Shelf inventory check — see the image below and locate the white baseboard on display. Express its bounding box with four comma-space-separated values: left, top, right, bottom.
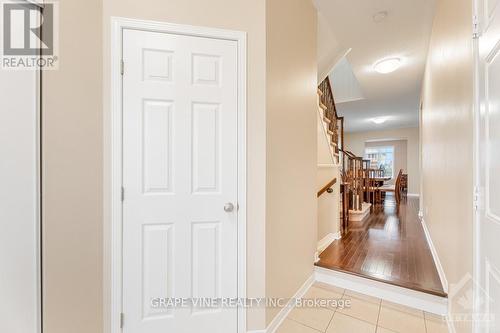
247, 330, 266, 333
317, 232, 341, 253
407, 193, 420, 197
420, 218, 449, 293
349, 202, 371, 222
315, 232, 341, 263
265, 274, 315, 333
314, 267, 448, 315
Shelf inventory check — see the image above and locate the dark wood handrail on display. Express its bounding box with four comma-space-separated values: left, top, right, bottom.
317, 178, 337, 197
341, 149, 357, 158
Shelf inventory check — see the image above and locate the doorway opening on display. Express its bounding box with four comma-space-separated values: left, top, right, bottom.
314, 0, 446, 300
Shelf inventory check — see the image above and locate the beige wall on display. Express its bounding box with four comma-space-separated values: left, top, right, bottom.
345, 127, 420, 194
43, 0, 268, 331
317, 166, 340, 242
265, 0, 318, 325
317, 113, 340, 243
42, 1, 103, 332
43, 0, 317, 331
102, 0, 268, 330
421, 0, 474, 331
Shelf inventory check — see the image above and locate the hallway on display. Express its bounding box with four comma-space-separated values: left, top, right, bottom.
316, 195, 446, 297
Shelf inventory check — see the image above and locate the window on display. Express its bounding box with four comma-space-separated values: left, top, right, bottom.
364, 146, 395, 178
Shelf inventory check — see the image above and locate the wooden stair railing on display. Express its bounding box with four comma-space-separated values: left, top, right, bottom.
341, 149, 371, 213
318, 77, 343, 164
317, 178, 337, 198
317, 77, 348, 234
339, 177, 349, 236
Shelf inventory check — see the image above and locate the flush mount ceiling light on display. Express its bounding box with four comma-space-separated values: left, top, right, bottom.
371, 117, 387, 124
373, 57, 401, 74
373, 11, 388, 23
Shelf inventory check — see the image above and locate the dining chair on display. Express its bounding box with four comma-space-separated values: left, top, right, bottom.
377, 169, 404, 205
401, 173, 408, 194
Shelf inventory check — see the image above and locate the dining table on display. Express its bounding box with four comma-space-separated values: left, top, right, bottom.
372, 177, 391, 187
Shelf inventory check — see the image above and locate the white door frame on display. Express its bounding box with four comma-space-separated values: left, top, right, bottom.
109, 17, 247, 333
472, 0, 500, 331
472, 1, 480, 330
0, 2, 42, 332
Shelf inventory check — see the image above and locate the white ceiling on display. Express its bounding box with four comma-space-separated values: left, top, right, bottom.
315, 0, 435, 132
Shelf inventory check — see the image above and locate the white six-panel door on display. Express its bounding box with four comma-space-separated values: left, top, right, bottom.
122, 29, 238, 333
476, 0, 500, 331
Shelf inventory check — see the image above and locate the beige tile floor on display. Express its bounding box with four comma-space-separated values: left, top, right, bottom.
276, 283, 449, 333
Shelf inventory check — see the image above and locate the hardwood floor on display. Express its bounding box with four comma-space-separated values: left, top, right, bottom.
315, 194, 447, 297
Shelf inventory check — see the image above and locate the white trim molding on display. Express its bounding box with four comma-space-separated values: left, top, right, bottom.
420, 218, 449, 293
317, 163, 338, 168
25, 0, 44, 7
317, 232, 341, 254
265, 274, 315, 333
407, 193, 420, 197
315, 232, 341, 263
315, 267, 448, 315
108, 17, 247, 333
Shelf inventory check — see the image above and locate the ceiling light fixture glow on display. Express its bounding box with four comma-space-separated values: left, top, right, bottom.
371, 117, 387, 124
374, 58, 401, 74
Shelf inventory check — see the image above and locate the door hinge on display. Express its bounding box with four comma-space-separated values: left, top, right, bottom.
120, 59, 124, 75
121, 187, 125, 202
473, 15, 481, 39
473, 186, 481, 211
119, 312, 124, 328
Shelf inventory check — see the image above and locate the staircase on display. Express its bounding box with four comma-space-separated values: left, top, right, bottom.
317, 78, 373, 234
317, 77, 342, 165
317, 77, 348, 234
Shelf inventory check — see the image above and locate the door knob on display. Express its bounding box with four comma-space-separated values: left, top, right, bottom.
224, 202, 234, 212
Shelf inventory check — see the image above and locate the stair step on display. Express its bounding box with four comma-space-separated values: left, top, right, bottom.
323, 116, 331, 124
319, 102, 328, 111
317, 88, 323, 96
